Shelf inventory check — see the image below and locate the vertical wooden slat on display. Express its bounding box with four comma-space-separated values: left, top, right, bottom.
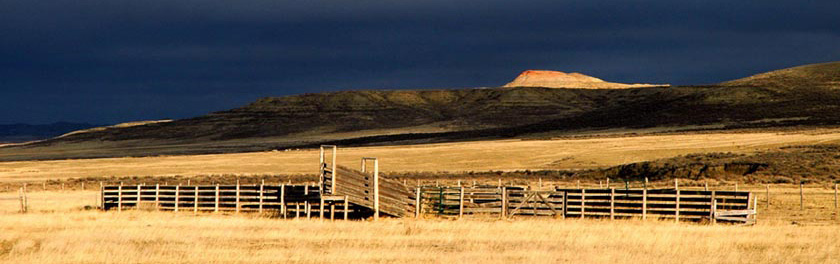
343, 196, 349, 220
753, 193, 758, 224
766, 184, 770, 209
500, 187, 507, 219
280, 184, 286, 219
174, 185, 180, 212
305, 185, 311, 219
834, 184, 838, 211
710, 191, 717, 224
331, 145, 337, 195
235, 180, 240, 214
118, 185, 123, 212
214, 184, 219, 213
194, 186, 199, 215
610, 187, 615, 220
562, 191, 568, 218
580, 189, 586, 219
675, 189, 681, 223
642, 188, 647, 220
136, 185, 142, 209
155, 184, 160, 209
458, 186, 464, 219
99, 184, 104, 210
330, 203, 335, 221
373, 160, 380, 221
319, 196, 325, 220
259, 183, 264, 214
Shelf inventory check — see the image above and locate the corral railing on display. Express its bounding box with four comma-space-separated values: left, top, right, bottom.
416, 186, 756, 224
101, 183, 365, 219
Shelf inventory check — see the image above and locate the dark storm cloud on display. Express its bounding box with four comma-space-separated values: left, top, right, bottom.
1, 0, 839, 124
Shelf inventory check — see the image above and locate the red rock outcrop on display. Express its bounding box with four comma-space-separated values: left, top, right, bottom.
503, 70, 668, 89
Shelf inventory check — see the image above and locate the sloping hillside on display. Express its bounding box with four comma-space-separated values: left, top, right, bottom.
1, 61, 839, 161
722, 61, 840, 89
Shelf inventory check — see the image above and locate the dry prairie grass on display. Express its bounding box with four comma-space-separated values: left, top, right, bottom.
0, 184, 838, 263
3, 131, 840, 182
0, 210, 838, 263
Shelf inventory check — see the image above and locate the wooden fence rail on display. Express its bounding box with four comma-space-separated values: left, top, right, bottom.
101, 183, 364, 220
418, 186, 756, 224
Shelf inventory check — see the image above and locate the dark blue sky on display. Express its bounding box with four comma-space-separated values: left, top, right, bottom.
2, 0, 839, 124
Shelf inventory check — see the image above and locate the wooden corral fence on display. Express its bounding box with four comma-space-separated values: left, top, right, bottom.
102, 146, 415, 220
416, 186, 757, 224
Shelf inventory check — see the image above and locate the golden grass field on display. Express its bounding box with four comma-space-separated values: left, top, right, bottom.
3, 130, 840, 182
0, 184, 838, 264
2, 131, 840, 263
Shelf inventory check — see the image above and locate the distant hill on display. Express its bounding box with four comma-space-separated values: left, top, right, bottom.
1, 61, 839, 161
503, 70, 668, 89
722, 61, 840, 89
0, 122, 100, 143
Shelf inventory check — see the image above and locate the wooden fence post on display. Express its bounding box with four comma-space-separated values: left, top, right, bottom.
194, 186, 199, 215
19, 188, 25, 213
134, 185, 141, 210
500, 187, 507, 219
259, 183, 264, 214
118, 185, 123, 212
20, 184, 27, 213
235, 180, 240, 214
642, 188, 647, 220
373, 160, 380, 221
343, 196, 349, 220
415, 187, 421, 219
675, 189, 681, 223
753, 193, 758, 223
458, 186, 465, 219
319, 196, 325, 220
710, 191, 717, 224
174, 185, 179, 212
610, 187, 615, 220
606, 178, 610, 188
580, 189, 586, 219
155, 184, 160, 209
704, 181, 708, 191
99, 184, 104, 209
800, 182, 804, 210
280, 184, 286, 219
766, 184, 770, 209
214, 184, 220, 213
305, 185, 311, 219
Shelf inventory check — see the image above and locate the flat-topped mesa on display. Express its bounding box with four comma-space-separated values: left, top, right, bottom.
503, 70, 668, 89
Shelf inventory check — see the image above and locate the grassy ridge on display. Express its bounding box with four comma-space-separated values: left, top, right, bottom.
3, 62, 840, 161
